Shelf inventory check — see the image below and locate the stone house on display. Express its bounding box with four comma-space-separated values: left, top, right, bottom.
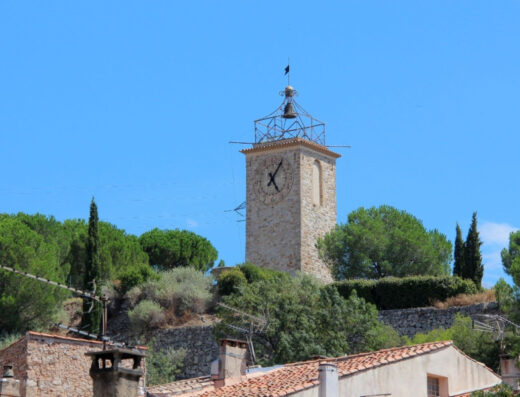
0, 331, 146, 397
147, 339, 503, 397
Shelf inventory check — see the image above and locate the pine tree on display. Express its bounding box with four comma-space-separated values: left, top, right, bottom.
81, 198, 102, 333
453, 223, 465, 277
463, 212, 484, 289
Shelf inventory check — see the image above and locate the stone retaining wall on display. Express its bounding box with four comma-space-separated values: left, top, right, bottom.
152, 326, 218, 380
379, 302, 499, 337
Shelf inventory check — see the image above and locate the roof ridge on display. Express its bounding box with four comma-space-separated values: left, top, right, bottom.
284, 340, 453, 368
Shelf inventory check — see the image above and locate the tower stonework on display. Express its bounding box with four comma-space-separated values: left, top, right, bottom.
242, 137, 340, 282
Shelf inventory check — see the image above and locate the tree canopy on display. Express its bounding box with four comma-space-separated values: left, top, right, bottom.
139, 228, 218, 272
81, 198, 102, 333
502, 230, 520, 285
453, 223, 465, 278
317, 205, 452, 280
216, 271, 401, 365
462, 212, 484, 289
0, 215, 69, 332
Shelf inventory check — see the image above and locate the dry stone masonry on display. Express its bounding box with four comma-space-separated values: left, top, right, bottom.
152, 326, 218, 380
0, 332, 145, 397
243, 138, 340, 283
379, 302, 498, 337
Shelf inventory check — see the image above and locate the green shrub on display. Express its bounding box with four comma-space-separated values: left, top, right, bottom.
128, 300, 165, 334
157, 268, 212, 315
146, 339, 187, 386
118, 264, 158, 295
332, 276, 477, 310
407, 314, 500, 372
217, 268, 247, 296
137, 267, 213, 315
472, 384, 514, 396
0, 332, 22, 350
238, 263, 288, 284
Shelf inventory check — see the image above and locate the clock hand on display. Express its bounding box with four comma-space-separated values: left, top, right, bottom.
267, 160, 283, 188
268, 172, 280, 192
271, 160, 283, 179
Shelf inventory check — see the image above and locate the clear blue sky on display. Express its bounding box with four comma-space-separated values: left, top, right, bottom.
1, 1, 518, 287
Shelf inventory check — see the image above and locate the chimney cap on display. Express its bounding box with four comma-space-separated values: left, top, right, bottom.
2, 365, 14, 378
85, 348, 146, 359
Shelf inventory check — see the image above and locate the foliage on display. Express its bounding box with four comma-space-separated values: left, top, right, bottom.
217, 268, 247, 296
217, 264, 289, 296
494, 278, 515, 313
0, 215, 70, 332
453, 223, 465, 277
128, 300, 166, 334
0, 332, 22, 350
472, 384, 514, 397
132, 267, 213, 316
238, 262, 287, 283
317, 205, 452, 280
66, 219, 151, 288
216, 274, 403, 365
118, 263, 158, 295
146, 339, 187, 386
406, 314, 500, 371
81, 198, 102, 333
139, 228, 218, 272
463, 212, 484, 289
502, 230, 520, 283
332, 276, 477, 310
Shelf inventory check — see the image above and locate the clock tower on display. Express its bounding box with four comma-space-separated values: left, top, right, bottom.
242, 85, 340, 282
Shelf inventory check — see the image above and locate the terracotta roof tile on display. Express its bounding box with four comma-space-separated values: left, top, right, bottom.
196, 341, 453, 397
240, 137, 341, 159
147, 376, 214, 396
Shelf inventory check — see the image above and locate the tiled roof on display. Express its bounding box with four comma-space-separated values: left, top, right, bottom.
240, 137, 341, 159
197, 341, 453, 397
147, 376, 213, 396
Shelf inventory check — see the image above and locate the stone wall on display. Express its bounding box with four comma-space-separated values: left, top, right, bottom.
379, 302, 499, 337
0, 332, 146, 397
152, 326, 218, 380
299, 145, 338, 283
243, 138, 340, 283
0, 336, 28, 395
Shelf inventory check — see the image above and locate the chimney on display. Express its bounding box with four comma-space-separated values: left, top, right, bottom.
0, 365, 20, 397
500, 354, 520, 391
318, 363, 338, 397
213, 339, 248, 386
86, 348, 146, 397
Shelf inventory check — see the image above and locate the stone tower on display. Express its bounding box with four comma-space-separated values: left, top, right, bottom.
242, 85, 340, 282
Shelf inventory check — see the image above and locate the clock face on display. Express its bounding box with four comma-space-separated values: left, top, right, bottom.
254, 155, 294, 205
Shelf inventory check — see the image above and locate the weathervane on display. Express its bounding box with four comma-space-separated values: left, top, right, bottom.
253, 64, 327, 145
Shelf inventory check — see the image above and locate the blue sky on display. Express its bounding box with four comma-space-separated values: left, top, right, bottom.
1, 1, 518, 287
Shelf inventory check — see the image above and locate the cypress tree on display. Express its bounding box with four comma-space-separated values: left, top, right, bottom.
463, 212, 484, 289
453, 223, 465, 277
81, 198, 102, 333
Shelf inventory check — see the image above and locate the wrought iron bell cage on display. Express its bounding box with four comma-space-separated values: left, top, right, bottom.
254, 85, 326, 146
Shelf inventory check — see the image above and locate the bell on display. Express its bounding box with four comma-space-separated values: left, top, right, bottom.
282, 102, 297, 119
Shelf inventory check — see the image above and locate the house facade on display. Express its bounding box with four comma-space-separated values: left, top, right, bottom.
147, 340, 502, 397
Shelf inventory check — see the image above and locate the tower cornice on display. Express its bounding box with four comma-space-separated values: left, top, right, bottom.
241, 138, 341, 159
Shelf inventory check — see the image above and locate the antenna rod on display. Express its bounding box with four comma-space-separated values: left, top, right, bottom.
0, 263, 102, 302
